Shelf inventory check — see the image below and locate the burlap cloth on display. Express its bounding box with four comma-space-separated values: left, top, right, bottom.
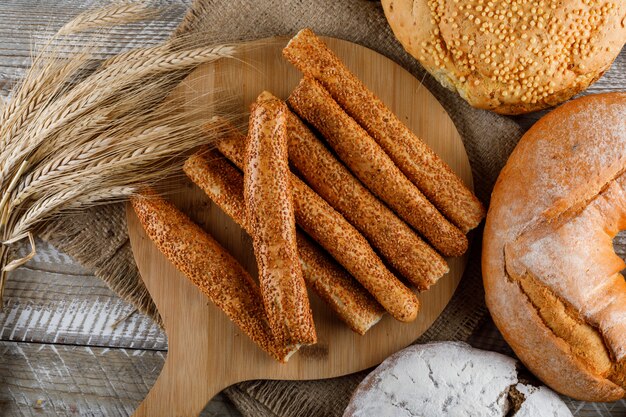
40, 0, 531, 415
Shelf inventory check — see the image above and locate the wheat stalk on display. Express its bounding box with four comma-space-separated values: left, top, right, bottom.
0, 44, 234, 186
0, 3, 242, 300
57, 2, 156, 35
0, 54, 90, 155
101, 43, 172, 68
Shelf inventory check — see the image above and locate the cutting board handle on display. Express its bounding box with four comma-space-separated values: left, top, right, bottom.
132, 354, 227, 417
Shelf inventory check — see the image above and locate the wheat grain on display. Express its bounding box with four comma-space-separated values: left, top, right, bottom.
57, 2, 156, 36
1, 45, 235, 183
101, 43, 172, 68
0, 2, 241, 298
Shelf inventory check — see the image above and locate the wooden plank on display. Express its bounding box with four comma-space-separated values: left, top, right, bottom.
0, 341, 238, 417
0, 341, 165, 417
1, 239, 167, 351
0, 0, 187, 95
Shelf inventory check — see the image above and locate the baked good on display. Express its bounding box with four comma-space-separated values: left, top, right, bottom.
260, 91, 447, 290
216, 125, 420, 323
381, 0, 626, 114
288, 77, 468, 257
483, 92, 626, 401
130, 189, 295, 362
244, 95, 316, 348
283, 29, 485, 231
183, 148, 385, 335
343, 341, 573, 417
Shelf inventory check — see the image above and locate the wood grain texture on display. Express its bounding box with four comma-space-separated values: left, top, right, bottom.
0, 0, 187, 96
1, 245, 166, 351
0, 341, 165, 417
127, 36, 471, 417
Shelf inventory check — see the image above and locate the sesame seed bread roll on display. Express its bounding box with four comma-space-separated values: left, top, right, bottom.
256, 91, 448, 290
381, 0, 626, 114
130, 190, 294, 363
282, 28, 485, 233
288, 77, 468, 257
217, 127, 419, 323
183, 149, 385, 335
244, 97, 316, 348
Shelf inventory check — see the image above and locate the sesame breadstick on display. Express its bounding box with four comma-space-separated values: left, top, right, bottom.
282, 28, 485, 233
130, 190, 295, 362
183, 150, 385, 335
244, 97, 317, 348
257, 91, 448, 290
217, 126, 419, 323
288, 77, 468, 257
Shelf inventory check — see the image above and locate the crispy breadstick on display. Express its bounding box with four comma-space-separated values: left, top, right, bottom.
217, 127, 419, 323
184, 149, 385, 335
130, 189, 294, 362
245, 97, 316, 348
257, 91, 448, 290
282, 28, 485, 233
288, 78, 468, 257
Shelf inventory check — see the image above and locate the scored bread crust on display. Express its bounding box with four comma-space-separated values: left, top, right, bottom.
482, 93, 626, 401
381, 0, 626, 114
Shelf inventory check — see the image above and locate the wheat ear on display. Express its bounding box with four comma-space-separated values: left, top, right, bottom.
1, 45, 235, 183
57, 2, 156, 35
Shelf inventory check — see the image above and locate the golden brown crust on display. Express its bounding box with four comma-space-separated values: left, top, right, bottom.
282, 28, 485, 232
482, 92, 626, 400
288, 77, 468, 257
382, 0, 626, 114
217, 130, 420, 323
295, 234, 385, 335
244, 97, 317, 348
130, 190, 293, 362
183, 148, 385, 335
257, 91, 448, 290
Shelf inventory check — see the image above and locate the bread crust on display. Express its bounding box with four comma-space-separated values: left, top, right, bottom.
216, 128, 420, 323
482, 93, 626, 400
130, 190, 294, 362
382, 0, 626, 114
183, 148, 385, 335
244, 97, 317, 348
283, 29, 484, 231
288, 77, 468, 257
254, 91, 448, 290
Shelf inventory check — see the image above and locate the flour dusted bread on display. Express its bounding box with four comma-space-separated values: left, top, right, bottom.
382, 0, 626, 114
343, 342, 572, 417
483, 93, 626, 401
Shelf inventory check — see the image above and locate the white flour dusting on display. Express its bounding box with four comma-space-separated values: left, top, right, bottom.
343, 342, 572, 417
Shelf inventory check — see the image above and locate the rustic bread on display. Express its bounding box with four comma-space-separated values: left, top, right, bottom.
381, 0, 626, 114
343, 342, 572, 417
482, 93, 626, 401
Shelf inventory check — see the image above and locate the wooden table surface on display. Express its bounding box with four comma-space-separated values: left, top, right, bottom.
0, 1, 624, 417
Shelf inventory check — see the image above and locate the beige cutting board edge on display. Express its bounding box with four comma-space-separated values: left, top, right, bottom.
127, 36, 472, 417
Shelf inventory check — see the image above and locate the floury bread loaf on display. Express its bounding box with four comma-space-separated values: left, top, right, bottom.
382, 0, 626, 114
483, 93, 626, 401
343, 342, 573, 417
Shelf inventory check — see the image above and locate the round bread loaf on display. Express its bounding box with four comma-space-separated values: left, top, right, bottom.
343, 342, 572, 417
381, 0, 626, 114
483, 92, 626, 401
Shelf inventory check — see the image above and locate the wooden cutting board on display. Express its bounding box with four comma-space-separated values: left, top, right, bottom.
126, 36, 473, 417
